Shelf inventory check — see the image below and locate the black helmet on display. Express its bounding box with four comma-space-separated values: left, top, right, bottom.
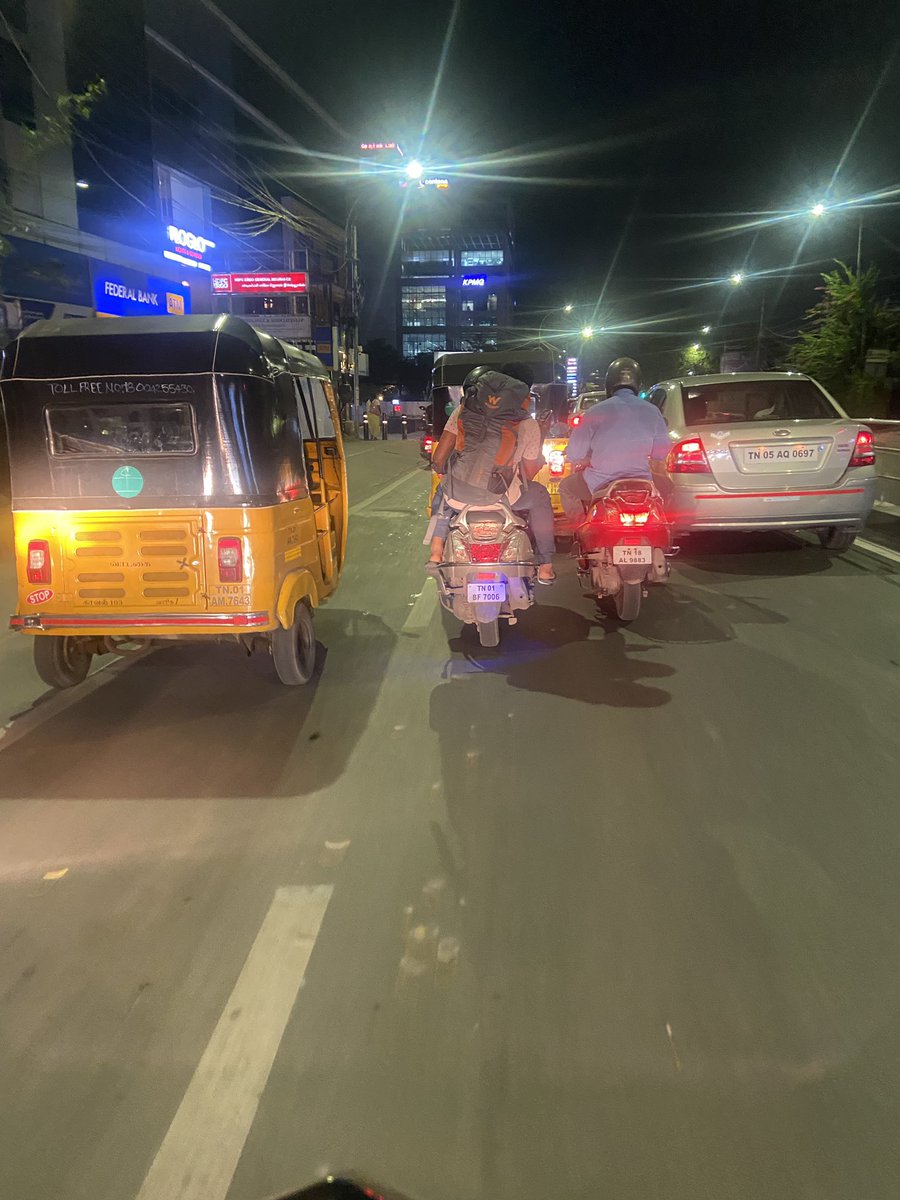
462, 365, 492, 391
605, 357, 642, 395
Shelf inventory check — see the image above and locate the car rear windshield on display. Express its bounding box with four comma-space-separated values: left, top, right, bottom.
46, 403, 196, 456
682, 380, 838, 426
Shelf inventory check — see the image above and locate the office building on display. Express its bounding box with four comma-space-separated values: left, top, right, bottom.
397, 185, 514, 359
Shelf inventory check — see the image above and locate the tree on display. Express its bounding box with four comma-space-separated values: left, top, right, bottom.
677, 343, 715, 376
786, 262, 899, 416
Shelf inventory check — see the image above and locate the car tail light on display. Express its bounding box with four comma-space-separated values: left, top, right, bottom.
423, 437, 434, 453
568, 414, 582, 427
849, 428, 875, 467
469, 542, 503, 562
26, 539, 51, 584
667, 437, 711, 474
217, 536, 243, 583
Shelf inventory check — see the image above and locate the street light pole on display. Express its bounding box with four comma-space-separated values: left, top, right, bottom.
349, 218, 361, 434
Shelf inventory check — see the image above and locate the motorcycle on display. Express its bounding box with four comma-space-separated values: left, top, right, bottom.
434, 500, 536, 647
574, 477, 676, 621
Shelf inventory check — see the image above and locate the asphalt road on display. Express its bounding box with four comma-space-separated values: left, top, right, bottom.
2, 438, 900, 1200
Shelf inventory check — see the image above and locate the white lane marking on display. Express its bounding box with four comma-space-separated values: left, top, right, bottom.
874, 499, 900, 519
349, 466, 422, 515
135, 884, 332, 1200
402, 577, 438, 631
855, 537, 900, 567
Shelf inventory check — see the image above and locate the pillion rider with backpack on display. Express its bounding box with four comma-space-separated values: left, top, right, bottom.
427, 362, 557, 585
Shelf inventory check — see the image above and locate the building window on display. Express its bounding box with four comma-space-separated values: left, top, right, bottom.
402, 248, 451, 276
402, 333, 446, 357
460, 249, 504, 267
401, 285, 446, 327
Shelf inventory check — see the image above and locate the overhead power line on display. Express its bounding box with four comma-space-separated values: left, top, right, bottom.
195, 0, 349, 140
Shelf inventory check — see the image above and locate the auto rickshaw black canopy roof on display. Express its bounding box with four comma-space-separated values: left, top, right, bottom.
0, 315, 330, 382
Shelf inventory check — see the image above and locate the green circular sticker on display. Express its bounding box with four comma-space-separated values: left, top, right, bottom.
112, 465, 144, 498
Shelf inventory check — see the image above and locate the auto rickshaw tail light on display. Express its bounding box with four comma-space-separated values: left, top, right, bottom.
217, 537, 243, 583
27, 540, 51, 584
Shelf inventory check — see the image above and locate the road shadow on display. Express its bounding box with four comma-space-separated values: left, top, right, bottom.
677, 531, 840, 578
630, 581, 789, 645
443, 601, 674, 708
0, 608, 395, 800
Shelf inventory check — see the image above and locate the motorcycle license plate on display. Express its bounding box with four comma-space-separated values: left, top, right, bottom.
467, 581, 506, 603
612, 544, 652, 566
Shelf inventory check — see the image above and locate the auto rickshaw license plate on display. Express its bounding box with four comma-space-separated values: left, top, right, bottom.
467, 581, 506, 603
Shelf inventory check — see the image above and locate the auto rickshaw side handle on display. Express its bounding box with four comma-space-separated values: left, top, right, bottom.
276, 569, 321, 630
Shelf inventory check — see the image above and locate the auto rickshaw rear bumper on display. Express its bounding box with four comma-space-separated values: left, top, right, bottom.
10, 610, 274, 635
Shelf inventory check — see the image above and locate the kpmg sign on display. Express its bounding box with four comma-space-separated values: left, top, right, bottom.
461, 275, 486, 288
163, 224, 216, 272
92, 265, 191, 318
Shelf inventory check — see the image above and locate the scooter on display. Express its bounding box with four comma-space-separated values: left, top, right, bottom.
574, 477, 676, 621
434, 501, 536, 647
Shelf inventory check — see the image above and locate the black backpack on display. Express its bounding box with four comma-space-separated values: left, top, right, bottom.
445, 371, 531, 501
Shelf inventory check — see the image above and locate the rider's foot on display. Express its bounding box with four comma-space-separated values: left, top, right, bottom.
536, 564, 557, 585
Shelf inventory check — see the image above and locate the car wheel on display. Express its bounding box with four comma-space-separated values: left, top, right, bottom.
33, 636, 92, 689
271, 601, 317, 685
818, 527, 857, 553
614, 581, 642, 621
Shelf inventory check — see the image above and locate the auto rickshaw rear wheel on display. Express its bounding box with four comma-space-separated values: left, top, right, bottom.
33, 635, 92, 689
271, 601, 316, 686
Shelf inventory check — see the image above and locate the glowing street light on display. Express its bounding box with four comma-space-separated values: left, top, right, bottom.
729, 272, 744, 286
404, 159, 424, 181
691, 342, 701, 351
701, 324, 711, 334
581, 325, 594, 339
810, 201, 827, 217
563, 304, 573, 313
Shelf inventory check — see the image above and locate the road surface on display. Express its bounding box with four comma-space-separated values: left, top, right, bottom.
1, 438, 900, 1200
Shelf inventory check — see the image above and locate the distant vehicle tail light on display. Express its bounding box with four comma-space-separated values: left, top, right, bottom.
393, 402, 401, 413
849, 428, 875, 467
217, 536, 243, 583
469, 542, 503, 562
423, 436, 434, 453
667, 437, 711, 474
26, 539, 51, 584
568, 414, 582, 427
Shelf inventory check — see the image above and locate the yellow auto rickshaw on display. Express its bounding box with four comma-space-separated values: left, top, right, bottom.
1, 314, 347, 687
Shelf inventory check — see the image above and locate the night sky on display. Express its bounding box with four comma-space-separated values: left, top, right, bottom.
218, 0, 900, 367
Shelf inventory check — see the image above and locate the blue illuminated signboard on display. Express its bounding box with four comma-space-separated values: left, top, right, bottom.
461, 275, 486, 288
566, 356, 578, 395
92, 264, 191, 318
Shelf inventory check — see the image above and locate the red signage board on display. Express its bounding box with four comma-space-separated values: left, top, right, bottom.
211, 272, 308, 295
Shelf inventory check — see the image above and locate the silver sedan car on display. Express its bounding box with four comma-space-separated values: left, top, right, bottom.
647, 372, 876, 551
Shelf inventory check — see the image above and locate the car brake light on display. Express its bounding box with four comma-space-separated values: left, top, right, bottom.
667, 437, 711, 474
469, 542, 503, 562
26, 539, 51, 584
568, 414, 582, 427
217, 536, 243, 583
424, 437, 434, 452
849, 428, 875, 467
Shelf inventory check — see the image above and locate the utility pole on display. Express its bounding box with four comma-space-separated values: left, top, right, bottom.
349, 219, 361, 436
856, 214, 864, 275
755, 291, 767, 370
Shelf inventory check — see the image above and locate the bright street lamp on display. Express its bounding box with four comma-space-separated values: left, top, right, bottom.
404, 159, 424, 181
701, 324, 711, 334
729, 272, 744, 286
563, 304, 573, 313
810, 201, 827, 217
691, 342, 701, 351
581, 326, 594, 339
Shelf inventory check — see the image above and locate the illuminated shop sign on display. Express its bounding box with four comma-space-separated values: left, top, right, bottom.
163, 224, 216, 272
92, 265, 191, 318
566, 356, 578, 394
462, 275, 486, 287
211, 272, 308, 295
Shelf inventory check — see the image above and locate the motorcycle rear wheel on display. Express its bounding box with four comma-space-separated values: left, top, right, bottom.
477, 618, 500, 648
614, 581, 641, 621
